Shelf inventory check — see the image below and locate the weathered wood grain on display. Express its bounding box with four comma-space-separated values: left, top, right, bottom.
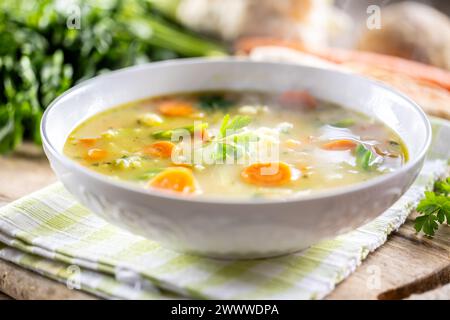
0, 143, 56, 202
407, 282, 450, 300
0, 259, 95, 300
327, 210, 450, 299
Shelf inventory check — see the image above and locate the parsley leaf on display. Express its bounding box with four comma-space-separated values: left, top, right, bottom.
137, 168, 164, 180
219, 114, 252, 137
212, 114, 252, 160
434, 177, 450, 196
152, 123, 208, 140
219, 114, 230, 137
414, 180, 450, 236
355, 144, 374, 171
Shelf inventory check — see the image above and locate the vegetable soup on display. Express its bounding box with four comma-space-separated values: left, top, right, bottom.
64, 90, 407, 199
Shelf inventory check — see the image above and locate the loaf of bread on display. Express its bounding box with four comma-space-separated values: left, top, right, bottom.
242, 44, 450, 119
358, 2, 450, 70
172, 0, 350, 47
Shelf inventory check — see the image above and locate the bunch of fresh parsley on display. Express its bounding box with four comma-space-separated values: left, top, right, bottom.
414, 177, 450, 236
0, 0, 225, 154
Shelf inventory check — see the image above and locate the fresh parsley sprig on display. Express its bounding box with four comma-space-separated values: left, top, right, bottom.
219, 114, 252, 138
434, 177, 450, 196
212, 114, 252, 161
0, 0, 226, 154
414, 178, 450, 236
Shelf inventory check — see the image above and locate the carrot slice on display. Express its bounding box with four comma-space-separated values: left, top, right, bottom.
143, 141, 175, 158
279, 90, 317, 109
86, 148, 108, 161
241, 162, 292, 187
158, 100, 195, 117
148, 167, 197, 193
321, 139, 357, 151
78, 138, 97, 147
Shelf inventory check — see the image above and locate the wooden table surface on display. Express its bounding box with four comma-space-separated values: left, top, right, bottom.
0, 143, 448, 300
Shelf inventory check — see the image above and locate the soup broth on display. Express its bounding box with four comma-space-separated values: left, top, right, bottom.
64, 90, 407, 199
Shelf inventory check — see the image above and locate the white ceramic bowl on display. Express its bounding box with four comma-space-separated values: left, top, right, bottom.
41, 58, 431, 259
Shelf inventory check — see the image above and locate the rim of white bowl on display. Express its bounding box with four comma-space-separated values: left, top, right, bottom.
41, 57, 432, 205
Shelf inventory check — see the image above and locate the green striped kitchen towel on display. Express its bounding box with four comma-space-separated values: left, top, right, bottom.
0, 118, 448, 300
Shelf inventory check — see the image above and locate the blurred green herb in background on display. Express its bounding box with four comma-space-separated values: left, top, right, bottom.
0, 0, 226, 153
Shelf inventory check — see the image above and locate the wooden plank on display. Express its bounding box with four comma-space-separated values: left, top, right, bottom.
407, 282, 450, 300
0, 291, 11, 300
0, 143, 56, 203
0, 142, 449, 299
327, 211, 450, 299
0, 143, 96, 299
0, 259, 95, 300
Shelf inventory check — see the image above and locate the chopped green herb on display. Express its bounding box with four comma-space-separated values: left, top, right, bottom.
198, 95, 233, 111
219, 114, 252, 137
137, 168, 165, 180
202, 114, 252, 161
434, 177, 450, 196
151, 130, 172, 140
152, 123, 208, 140
332, 118, 355, 128
219, 114, 231, 137
355, 144, 374, 171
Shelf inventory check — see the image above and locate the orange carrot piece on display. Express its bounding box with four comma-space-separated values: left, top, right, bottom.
148, 167, 197, 193
241, 162, 292, 187
78, 138, 97, 147
158, 100, 195, 117
279, 90, 317, 109
143, 141, 175, 158
86, 148, 108, 161
321, 139, 357, 151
